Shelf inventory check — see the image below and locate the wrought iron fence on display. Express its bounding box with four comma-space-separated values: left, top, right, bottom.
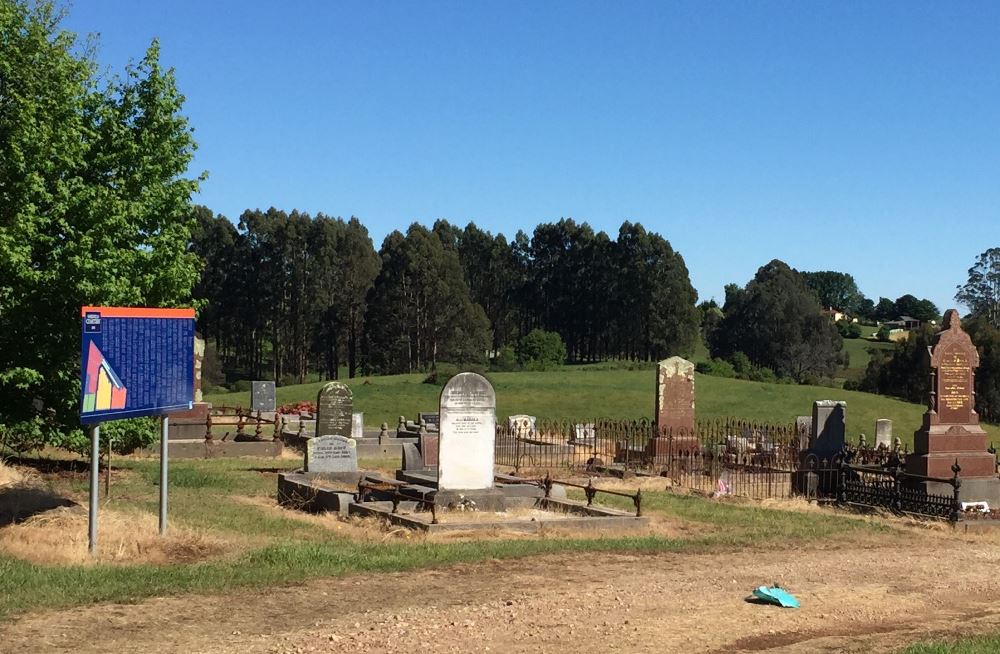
835, 457, 960, 521
495, 417, 807, 499
495, 418, 922, 501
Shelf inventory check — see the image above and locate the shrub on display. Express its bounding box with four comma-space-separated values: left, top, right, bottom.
230, 380, 252, 393
728, 352, 752, 376
492, 346, 519, 372
695, 358, 736, 378
516, 329, 567, 371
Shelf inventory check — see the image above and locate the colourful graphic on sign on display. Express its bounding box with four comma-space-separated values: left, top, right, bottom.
82, 342, 128, 413
80, 306, 195, 424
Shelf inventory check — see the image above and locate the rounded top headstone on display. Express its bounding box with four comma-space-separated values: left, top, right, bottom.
439, 372, 496, 409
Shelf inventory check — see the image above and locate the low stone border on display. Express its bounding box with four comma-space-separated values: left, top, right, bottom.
348, 497, 649, 533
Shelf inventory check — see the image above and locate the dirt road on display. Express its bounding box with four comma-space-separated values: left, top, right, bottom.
5, 528, 1000, 653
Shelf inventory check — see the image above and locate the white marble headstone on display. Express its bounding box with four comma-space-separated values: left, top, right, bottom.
438, 373, 496, 490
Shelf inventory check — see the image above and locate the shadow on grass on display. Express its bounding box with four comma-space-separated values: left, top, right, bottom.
0, 486, 76, 527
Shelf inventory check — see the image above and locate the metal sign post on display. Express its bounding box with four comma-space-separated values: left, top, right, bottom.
159, 415, 169, 535
88, 424, 100, 555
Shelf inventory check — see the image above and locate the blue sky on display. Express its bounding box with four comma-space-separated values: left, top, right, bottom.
64, 1, 999, 312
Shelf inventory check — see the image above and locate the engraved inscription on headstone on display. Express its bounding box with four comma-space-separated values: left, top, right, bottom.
305, 435, 358, 473
315, 382, 353, 438
438, 373, 496, 490
251, 381, 276, 413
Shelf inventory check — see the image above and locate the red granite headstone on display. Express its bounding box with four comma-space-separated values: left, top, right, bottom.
906, 310, 999, 502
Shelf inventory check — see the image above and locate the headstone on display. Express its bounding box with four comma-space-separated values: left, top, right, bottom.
572, 423, 596, 443
419, 432, 439, 468
438, 372, 496, 490
907, 310, 999, 503
251, 381, 276, 413
304, 435, 357, 473
508, 414, 537, 436
315, 382, 353, 438
401, 443, 424, 471
655, 357, 696, 434
811, 400, 846, 460
875, 419, 892, 448
418, 412, 440, 430
193, 335, 206, 402
351, 412, 364, 440
796, 416, 813, 451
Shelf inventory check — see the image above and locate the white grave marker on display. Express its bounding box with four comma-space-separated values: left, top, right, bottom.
438, 372, 496, 490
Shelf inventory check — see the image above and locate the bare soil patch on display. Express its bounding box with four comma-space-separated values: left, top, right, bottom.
6, 527, 1000, 653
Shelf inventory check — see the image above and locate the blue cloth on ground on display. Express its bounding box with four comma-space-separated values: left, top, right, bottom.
751, 585, 800, 608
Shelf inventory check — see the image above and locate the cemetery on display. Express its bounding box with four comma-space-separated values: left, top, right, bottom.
5, 3, 1000, 649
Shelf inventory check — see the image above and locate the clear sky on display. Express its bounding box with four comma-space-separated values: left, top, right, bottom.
63, 1, 999, 312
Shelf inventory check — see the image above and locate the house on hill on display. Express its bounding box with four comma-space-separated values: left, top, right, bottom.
821, 307, 845, 322
883, 316, 922, 331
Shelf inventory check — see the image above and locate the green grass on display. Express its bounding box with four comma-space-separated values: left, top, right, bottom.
0, 457, 884, 620
205, 368, 1000, 446
902, 633, 1000, 653
838, 335, 894, 383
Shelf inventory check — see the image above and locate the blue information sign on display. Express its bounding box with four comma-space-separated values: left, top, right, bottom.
80, 306, 195, 424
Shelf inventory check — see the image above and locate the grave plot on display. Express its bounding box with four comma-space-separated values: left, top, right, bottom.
277, 372, 649, 534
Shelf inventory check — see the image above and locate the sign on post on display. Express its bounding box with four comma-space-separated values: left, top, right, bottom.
80, 307, 196, 422
79, 306, 196, 554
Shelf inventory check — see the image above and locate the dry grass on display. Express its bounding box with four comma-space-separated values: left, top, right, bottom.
0, 460, 23, 487
0, 506, 231, 565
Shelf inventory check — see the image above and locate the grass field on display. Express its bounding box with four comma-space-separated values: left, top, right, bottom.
205, 367, 1000, 446
0, 456, 881, 620
903, 633, 1000, 653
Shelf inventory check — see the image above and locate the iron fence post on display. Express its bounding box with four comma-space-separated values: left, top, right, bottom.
950, 460, 962, 524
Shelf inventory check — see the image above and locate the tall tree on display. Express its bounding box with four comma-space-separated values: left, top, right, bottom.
800, 271, 867, 315
364, 224, 489, 373
711, 260, 844, 381
0, 2, 201, 451
956, 247, 1000, 328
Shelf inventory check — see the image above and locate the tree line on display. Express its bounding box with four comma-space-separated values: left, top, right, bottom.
189, 210, 702, 382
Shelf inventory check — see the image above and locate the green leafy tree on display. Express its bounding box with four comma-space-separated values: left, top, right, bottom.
893, 294, 939, 323
956, 247, 1000, 328
711, 260, 843, 382
801, 270, 867, 316
516, 329, 567, 371
0, 2, 201, 454
964, 319, 1000, 422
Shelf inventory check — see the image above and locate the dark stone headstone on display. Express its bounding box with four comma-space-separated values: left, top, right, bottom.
315, 382, 353, 438
796, 415, 812, 451
251, 381, 276, 413
305, 434, 358, 473
811, 400, 846, 460
402, 443, 424, 471
418, 412, 440, 429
